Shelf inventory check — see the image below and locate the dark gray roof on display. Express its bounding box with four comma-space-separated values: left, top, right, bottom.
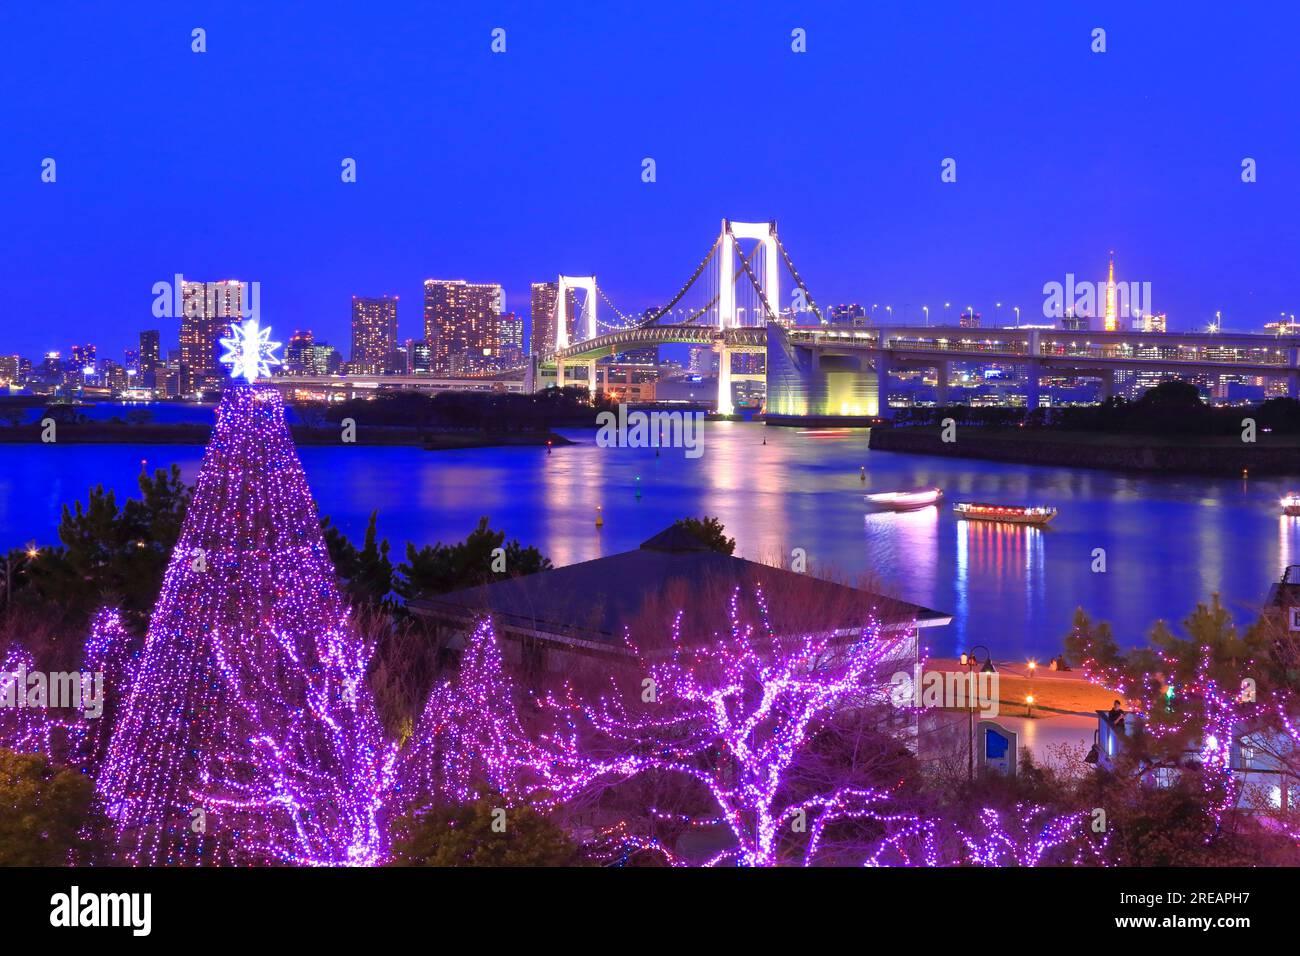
639, 523, 714, 553
408, 525, 951, 652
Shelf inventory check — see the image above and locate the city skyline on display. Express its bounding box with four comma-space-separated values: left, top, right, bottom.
5, 4, 1300, 358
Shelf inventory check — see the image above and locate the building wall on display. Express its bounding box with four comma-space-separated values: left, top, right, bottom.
350, 296, 399, 374
424, 279, 503, 374
528, 282, 578, 357
180, 280, 244, 391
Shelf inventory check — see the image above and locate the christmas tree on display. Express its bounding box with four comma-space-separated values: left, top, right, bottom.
398, 619, 549, 808
76, 608, 135, 769
98, 321, 398, 865
0, 645, 58, 757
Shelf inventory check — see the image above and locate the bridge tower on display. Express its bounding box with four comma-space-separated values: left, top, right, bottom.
555, 275, 598, 349
718, 220, 780, 329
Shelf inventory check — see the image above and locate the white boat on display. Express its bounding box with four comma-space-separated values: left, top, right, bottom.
865, 488, 943, 511
1282, 493, 1300, 516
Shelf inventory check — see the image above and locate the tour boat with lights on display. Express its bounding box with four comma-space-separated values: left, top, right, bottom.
953, 502, 1057, 525
865, 488, 944, 511
1282, 493, 1300, 516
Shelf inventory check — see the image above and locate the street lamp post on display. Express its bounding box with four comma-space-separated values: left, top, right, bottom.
959, 645, 994, 780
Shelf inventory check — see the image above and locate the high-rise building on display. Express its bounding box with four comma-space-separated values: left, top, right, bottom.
101, 360, 128, 392
1140, 312, 1168, 333
1103, 257, 1119, 332
410, 340, 433, 374
139, 330, 161, 388
180, 280, 245, 391
687, 345, 718, 376
350, 295, 399, 374
307, 342, 342, 376
529, 281, 578, 357
284, 330, 315, 375
70, 343, 96, 370
279, 331, 341, 376
0, 355, 20, 387
496, 311, 524, 367
64, 344, 97, 390
959, 310, 981, 329
423, 279, 503, 374
40, 352, 64, 388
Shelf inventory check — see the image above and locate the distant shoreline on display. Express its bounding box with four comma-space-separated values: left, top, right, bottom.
0, 422, 573, 450
868, 425, 1300, 476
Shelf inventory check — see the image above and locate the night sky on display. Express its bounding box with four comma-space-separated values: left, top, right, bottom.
3, 1, 1298, 360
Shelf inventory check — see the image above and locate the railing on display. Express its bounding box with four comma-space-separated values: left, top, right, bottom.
550, 324, 766, 361
1038, 341, 1291, 366
787, 329, 878, 346
783, 328, 1295, 368
886, 337, 1029, 356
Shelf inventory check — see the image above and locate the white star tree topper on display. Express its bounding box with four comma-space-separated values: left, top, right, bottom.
219, 317, 282, 384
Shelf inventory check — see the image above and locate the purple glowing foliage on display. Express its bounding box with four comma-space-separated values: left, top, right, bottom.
97, 385, 398, 866
399, 618, 551, 808
0, 609, 130, 764
1079, 644, 1300, 829
537, 588, 914, 867
0, 645, 59, 756
864, 804, 1106, 867
74, 608, 134, 768
192, 618, 400, 866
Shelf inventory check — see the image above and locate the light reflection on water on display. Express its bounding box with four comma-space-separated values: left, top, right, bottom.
0, 419, 1296, 660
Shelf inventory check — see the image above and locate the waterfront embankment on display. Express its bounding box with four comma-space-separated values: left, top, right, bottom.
868, 425, 1300, 475
0, 422, 572, 450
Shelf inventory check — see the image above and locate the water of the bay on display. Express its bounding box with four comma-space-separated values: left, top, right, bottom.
1, 413, 1294, 660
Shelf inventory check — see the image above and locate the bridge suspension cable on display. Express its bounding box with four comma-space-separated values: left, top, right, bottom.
639, 237, 721, 325
594, 285, 643, 331
775, 234, 823, 323
652, 240, 764, 328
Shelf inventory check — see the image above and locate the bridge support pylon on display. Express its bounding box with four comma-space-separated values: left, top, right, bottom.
717, 343, 734, 415
556, 276, 598, 349
1026, 359, 1041, 410
935, 360, 950, 408
718, 220, 780, 328
872, 354, 893, 419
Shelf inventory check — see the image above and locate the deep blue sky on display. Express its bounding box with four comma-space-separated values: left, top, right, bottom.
3, 1, 1298, 361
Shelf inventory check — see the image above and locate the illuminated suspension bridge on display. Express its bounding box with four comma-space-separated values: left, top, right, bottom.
528, 219, 823, 414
